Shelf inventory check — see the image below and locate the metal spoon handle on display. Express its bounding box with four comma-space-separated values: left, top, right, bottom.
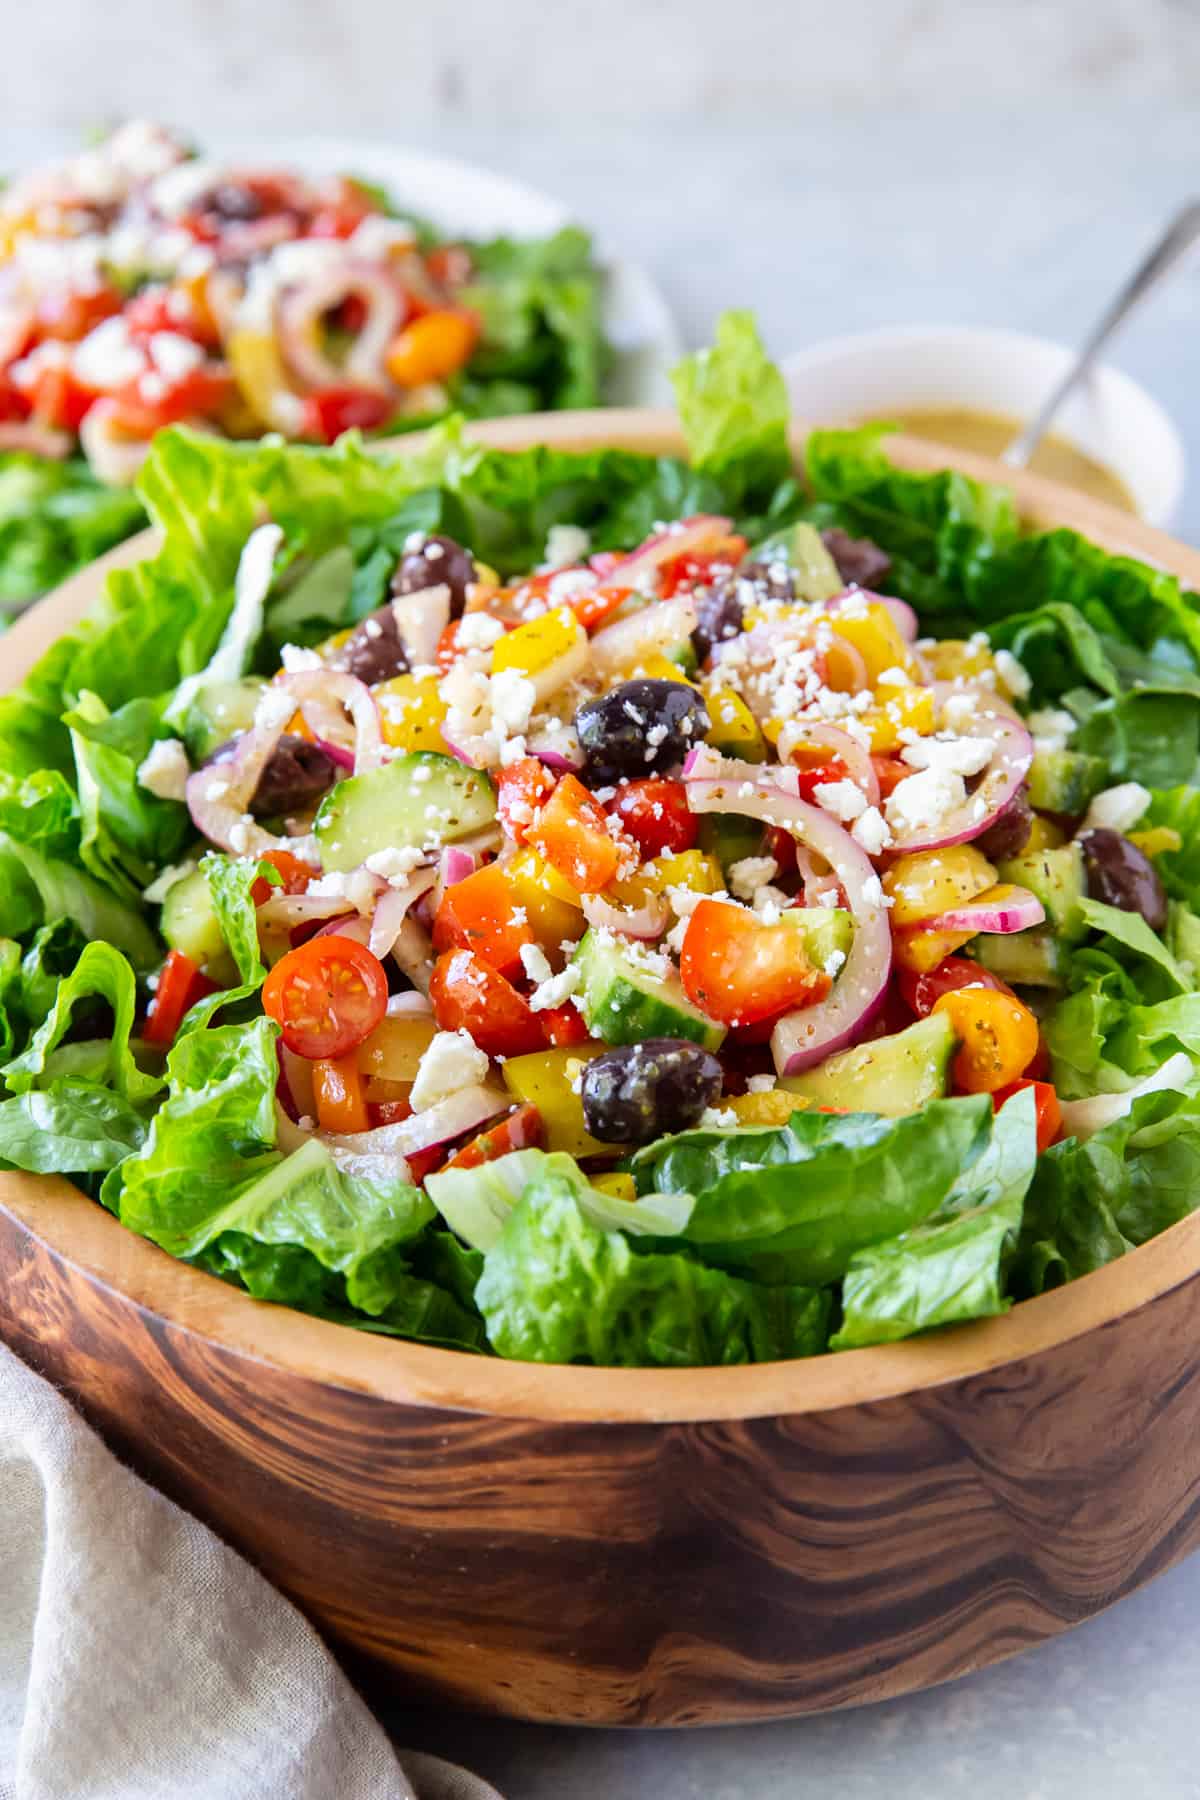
1003, 198, 1200, 469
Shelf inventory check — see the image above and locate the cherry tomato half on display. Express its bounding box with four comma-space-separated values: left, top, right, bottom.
429, 947, 544, 1057
993, 1077, 1063, 1152
897, 954, 1016, 1020
680, 898, 830, 1029
495, 756, 556, 844
299, 384, 393, 444
606, 778, 698, 860
932, 986, 1041, 1095
251, 847, 318, 907
262, 934, 388, 1060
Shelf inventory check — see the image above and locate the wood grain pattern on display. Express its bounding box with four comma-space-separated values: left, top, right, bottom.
3, 417, 1200, 1726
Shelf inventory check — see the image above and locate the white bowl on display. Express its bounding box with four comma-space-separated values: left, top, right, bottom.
781, 326, 1186, 530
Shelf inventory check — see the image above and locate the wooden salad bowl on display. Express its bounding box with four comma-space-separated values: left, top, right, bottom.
4, 412, 1200, 1727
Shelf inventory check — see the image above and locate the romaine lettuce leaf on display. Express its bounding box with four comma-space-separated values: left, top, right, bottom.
475, 1175, 829, 1367
672, 311, 792, 504
201, 852, 278, 987
0, 1079, 146, 1174
2, 940, 162, 1103
0, 833, 158, 968
425, 1145, 693, 1250
0, 451, 144, 606
631, 1098, 994, 1286
64, 691, 190, 897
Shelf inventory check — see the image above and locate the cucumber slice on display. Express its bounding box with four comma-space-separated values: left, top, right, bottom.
314, 753, 496, 873
780, 1013, 955, 1116
1027, 748, 1106, 815
973, 928, 1064, 989
997, 843, 1087, 944
572, 928, 726, 1051
160, 868, 237, 984
181, 677, 268, 762
783, 906, 854, 972
697, 812, 765, 875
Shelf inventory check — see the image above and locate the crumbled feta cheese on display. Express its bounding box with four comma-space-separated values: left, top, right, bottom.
942, 693, 977, 733
280, 642, 323, 673
148, 330, 205, 381
409, 1029, 490, 1112
136, 737, 190, 802
1028, 708, 1077, 754
544, 523, 591, 568
254, 686, 301, 736
745, 1074, 777, 1094
851, 805, 892, 856
489, 669, 537, 736
227, 817, 256, 856
519, 943, 555, 987
901, 735, 994, 778
528, 964, 581, 1013
885, 768, 967, 835
861, 873, 887, 908
813, 778, 869, 823
364, 846, 429, 885
307, 868, 380, 913
455, 613, 506, 651
1084, 783, 1152, 834
700, 1106, 739, 1129
823, 947, 847, 977
876, 666, 912, 688
728, 855, 779, 901
547, 567, 597, 606
72, 315, 146, 390
346, 215, 418, 259
993, 649, 1032, 700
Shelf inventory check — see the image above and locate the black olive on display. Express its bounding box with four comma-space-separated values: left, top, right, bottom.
334, 606, 409, 685
575, 679, 711, 785
1080, 828, 1167, 931
691, 578, 747, 663
821, 527, 892, 590
393, 532, 477, 620
248, 736, 340, 818
206, 183, 265, 223
581, 1039, 723, 1145
738, 557, 798, 603
976, 785, 1034, 861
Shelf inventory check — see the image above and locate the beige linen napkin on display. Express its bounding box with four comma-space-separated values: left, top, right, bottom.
0, 1342, 502, 1800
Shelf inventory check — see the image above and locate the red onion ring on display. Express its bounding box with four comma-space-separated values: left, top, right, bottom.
605, 515, 733, 588
589, 594, 699, 677
185, 694, 295, 856
582, 890, 670, 940
277, 260, 402, 390
312, 735, 355, 771
777, 720, 879, 808
887, 684, 1034, 853
278, 669, 384, 772
275, 1083, 510, 1167
927, 884, 1045, 935
369, 868, 438, 960
684, 757, 892, 1076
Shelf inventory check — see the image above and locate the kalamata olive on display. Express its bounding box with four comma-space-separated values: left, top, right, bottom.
821, 527, 892, 590
739, 558, 798, 603
691, 578, 746, 663
976, 784, 1034, 861
334, 605, 408, 684
581, 1038, 723, 1145
207, 183, 265, 222
393, 532, 477, 620
575, 679, 711, 785
248, 736, 340, 818
1080, 828, 1167, 931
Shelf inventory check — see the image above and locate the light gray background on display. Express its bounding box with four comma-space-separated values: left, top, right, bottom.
8, 13, 1200, 1791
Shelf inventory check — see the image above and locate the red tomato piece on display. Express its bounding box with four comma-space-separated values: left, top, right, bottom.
790, 758, 852, 804
429, 948, 544, 1057
0, 376, 31, 423
539, 1003, 590, 1047
143, 949, 218, 1046
36, 284, 123, 343
431, 863, 535, 978
494, 756, 557, 844
897, 954, 1017, 1020
606, 778, 698, 860
262, 935, 388, 1060
425, 243, 473, 287
299, 385, 393, 444
445, 1102, 545, 1170
29, 364, 96, 431
251, 848, 318, 907
992, 1077, 1063, 1152
312, 1052, 370, 1134
406, 1143, 450, 1183
657, 535, 748, 598
767, 825, 797, 878
123, 285, 210, 344
871, 753, 909, 799
529, 773, 621, 893
679, 899, 831, 1029
568, 582, 631, 633
109, 365, 238, 436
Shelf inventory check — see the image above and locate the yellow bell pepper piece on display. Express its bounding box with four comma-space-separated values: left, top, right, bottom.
705, 688, 765, 761
891, 925, 977, 975
501, 1044, 613, 1158
505, 847, 585, 949
725, 1090, 811, 1126
375, 674, 448, 753
592, 1170, 637, 1202
355, 1015, 438, 1081
628, 652, 699, 687
1025, 814, 1067, 851
492, 606, 585, 681
882, 846, 996, 926
227, 328, 299, 434
818, 601, 915, 683
637, 849, 724, 897
922, 638, 997, 682
858, 684, 936, 752
1128, 826, 1182, 858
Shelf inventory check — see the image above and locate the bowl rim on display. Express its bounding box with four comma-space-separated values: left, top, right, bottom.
5, 406, 1200, 1427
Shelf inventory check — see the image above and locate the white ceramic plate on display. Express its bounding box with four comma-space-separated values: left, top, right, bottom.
216, 135, 683, 409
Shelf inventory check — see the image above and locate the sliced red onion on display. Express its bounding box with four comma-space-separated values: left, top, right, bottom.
927, 884, 1045, 935
528, 738, 584, 773
185, 691, 295, 855
386, 991, 434, 1017
315, 914, 374, 945
369, 868, 438, 960
582, 890, 670, 940
888, 686, 1034, 853
278, 668, 384, 772
391, 583, 451, 670
824, 588, 919, 644
0, 421, 71, 458
776, 720, 879, 808
589, 551, 621, 578
78, 398, 151, 486
256, 891, 363, 931
605, 515, 733, 590
274, 1083, 509, 1170
276, 260, 402, 391
312, 735, 355, 771
589, 594, 699, 678
391, 916, 434, 995
793, 845, 844, 909
685, 763, 892, 1076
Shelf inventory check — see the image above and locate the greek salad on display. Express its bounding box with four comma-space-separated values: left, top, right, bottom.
3, 314, 1200, 1366
0, 120, 604, 604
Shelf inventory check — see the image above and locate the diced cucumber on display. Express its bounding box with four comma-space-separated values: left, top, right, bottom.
997, 843, 1087, 944
1027, 748, 1106, 815
314, 753, 496, 873
780, 1013, 955, 1117
973, 928, 1064, 989
665, 640, 699, 678
697, 812, 765, 874
181, 678, 268, 762
782, 906, 854, 973
751, 522, 844, 602
160, 869, 238, 983
572, 928, 726, 1051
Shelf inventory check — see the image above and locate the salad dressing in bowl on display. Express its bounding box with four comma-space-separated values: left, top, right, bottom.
873, 407, 1136, 513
